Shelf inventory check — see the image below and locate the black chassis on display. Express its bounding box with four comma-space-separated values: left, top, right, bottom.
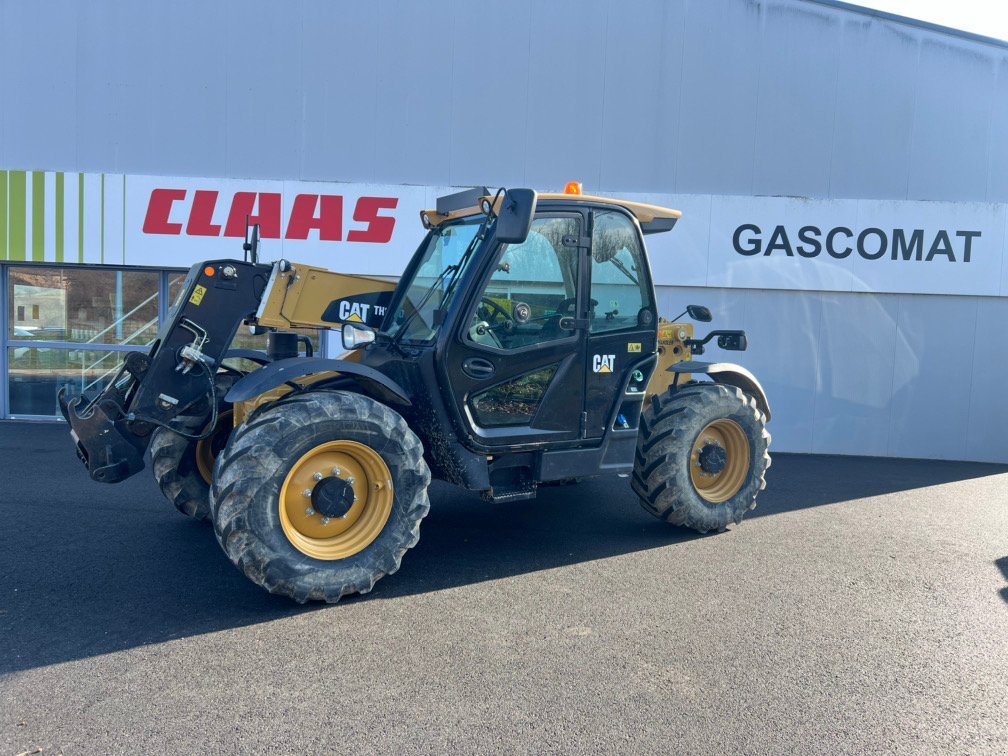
62, 197, 766, 499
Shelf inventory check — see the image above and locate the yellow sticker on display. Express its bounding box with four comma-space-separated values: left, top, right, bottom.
189, 285, 207, 306
627, 342, 642, 353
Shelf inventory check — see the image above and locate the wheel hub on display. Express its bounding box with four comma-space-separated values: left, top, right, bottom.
279, 440, 395, 560
689, 419, 751, 504
311, 476, 356, 519
698, 442, 728, 475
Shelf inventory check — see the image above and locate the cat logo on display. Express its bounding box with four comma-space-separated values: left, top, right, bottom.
592, 354, 615, 374
338, 300, 371, 323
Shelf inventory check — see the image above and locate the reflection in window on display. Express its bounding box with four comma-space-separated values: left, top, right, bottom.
469, 365, 558, 427
8, 347, 124, 416
8, 267, 161, 346
590, 211, 652, 333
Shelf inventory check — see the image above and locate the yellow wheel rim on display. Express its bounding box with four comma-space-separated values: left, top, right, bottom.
689, 419, 750, 504
195, 409, 234, 486
279, 440, 394, 561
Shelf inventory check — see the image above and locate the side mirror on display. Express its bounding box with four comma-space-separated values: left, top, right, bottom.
686, 304, 712, 323
495, 188, 538, 244
342, 323, 376, 350
716, 331, 747, 351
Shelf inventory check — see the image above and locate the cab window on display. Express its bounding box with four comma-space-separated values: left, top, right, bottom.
589, 210, 652, 333
466, 216, 579, 350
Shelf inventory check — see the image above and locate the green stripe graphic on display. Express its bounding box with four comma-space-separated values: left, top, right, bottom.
55, 172, 64, 263
100, 173, 105, 263
78, 173, 84, 263
9, 171, 26, 262
0, 171, 7, 261
31, 171, 45, 262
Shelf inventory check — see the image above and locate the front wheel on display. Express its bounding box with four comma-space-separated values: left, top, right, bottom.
210, 390, 431, 603
632, 383, 770, 533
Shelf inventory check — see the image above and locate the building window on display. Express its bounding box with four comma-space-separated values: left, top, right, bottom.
2, 264, 325, 418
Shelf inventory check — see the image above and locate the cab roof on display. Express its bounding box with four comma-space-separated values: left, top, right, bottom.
423, 191, 682, 235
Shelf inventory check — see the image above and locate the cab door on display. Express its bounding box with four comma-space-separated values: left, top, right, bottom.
441, 212, 588, 450
583, 208, 659, 438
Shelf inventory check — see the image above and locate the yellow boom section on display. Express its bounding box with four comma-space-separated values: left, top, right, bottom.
255, 265, 396, 330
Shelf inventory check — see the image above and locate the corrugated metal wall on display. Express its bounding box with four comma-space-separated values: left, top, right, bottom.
3, 0, 1005, 200
2, 0, 1007, 461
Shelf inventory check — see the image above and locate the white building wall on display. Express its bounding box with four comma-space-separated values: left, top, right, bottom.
2, 0, 1007, 462
657, 286, 1008, 462
3, 0, 1006, 202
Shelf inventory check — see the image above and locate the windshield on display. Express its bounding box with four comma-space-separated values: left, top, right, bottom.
380, 217, 484, 343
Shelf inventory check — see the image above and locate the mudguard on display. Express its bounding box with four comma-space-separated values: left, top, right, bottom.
667, 360, 772, 421
225, 357, 412, 408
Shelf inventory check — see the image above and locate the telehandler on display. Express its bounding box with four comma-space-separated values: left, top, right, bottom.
61, 185, 771, 603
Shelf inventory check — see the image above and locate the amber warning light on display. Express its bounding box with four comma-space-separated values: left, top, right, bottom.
564, 182, 582, 195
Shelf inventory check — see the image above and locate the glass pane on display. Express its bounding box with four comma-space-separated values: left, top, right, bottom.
168, 272, 186, 302
469, 365, 558, 427
380, 218, 484, 343
8, 347, 123, 416
9, 267, 161, 346
468, 217, 579, 351
590, 211, 652, 333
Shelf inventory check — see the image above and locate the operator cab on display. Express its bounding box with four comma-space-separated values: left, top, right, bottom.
368, 185, 683, 497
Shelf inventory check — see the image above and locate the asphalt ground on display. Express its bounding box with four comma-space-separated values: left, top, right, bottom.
1, 421, 1007, 754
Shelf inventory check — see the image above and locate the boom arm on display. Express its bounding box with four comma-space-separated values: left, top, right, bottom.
60, 258, 397, 483
255, 263, 396, 330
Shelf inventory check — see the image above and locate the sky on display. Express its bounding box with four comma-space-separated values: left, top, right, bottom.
847, 1, 1008, 42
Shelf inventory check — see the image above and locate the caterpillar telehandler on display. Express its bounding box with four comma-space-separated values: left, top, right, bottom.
61, 186, 771, 603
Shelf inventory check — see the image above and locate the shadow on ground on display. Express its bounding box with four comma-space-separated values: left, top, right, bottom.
1, 422, 1005, 674
996, 557, 1008, 605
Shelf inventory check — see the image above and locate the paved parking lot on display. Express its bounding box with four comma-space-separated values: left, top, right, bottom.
2, 420, 1007, 753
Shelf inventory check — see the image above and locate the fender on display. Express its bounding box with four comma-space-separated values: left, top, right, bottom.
225, 357, 412, 407
667, 360, 771, 421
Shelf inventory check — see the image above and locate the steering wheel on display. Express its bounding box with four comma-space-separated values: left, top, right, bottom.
478, 297, 515, 331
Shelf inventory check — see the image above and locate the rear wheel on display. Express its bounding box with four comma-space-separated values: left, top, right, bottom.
210, 390, 430, 603
632, 383, 770, 533
149, 373, 238, 521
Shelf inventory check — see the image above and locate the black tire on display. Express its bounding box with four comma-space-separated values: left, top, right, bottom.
149, 372, 238, 521
632, 382, 771, 533
210, 390, 431, 604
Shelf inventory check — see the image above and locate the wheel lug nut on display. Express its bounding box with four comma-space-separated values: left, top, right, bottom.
302, 489, 313, 498
313, 472, 324, 482
347, 477, 356, 486
332, 467, 342, 476
321, 517, 331, 525
305, 507, 315, 516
